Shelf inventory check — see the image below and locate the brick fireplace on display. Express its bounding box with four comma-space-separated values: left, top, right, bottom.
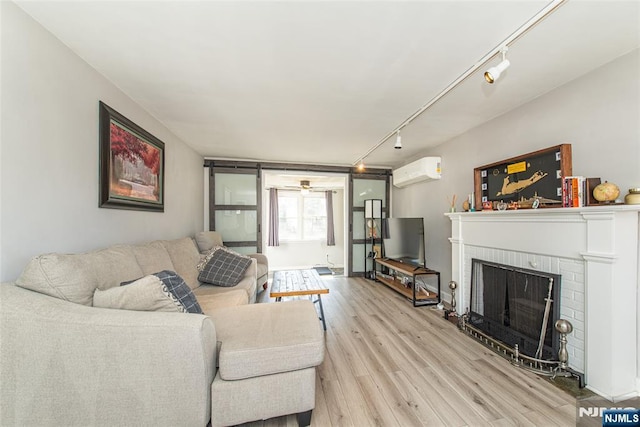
447, 206, 640, 402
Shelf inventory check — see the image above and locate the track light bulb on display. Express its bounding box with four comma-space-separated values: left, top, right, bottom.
484, 59, 510, 84
394, 131, 402, 149
357, 161, 365, 172
484, 47, 510, 84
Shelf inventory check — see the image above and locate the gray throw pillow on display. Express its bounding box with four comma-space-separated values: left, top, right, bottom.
197, 247, 252, 287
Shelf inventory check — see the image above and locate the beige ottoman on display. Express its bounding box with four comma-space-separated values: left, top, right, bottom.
208, 300, 325, 427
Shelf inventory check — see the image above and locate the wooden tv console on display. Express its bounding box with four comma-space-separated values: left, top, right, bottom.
373, 258, 441, 307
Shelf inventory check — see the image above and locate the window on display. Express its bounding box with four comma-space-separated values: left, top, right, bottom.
278, 194, 299, 240
278, 191, 327, 241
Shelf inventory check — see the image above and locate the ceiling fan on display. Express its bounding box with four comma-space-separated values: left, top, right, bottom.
281, 180, 313, 192
299, 180, 311, 190
281, 180, 330, 193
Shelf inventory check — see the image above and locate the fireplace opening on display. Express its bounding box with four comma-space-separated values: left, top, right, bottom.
468, 259, 561, 360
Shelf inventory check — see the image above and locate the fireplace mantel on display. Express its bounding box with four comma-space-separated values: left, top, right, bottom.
447, 205, 640, 401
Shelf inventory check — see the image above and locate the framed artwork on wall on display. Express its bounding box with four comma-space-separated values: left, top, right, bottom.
99, 101, 165, 212
474, 144, 572, 209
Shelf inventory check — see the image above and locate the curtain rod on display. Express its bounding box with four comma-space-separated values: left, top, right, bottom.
267, 187, 338, 193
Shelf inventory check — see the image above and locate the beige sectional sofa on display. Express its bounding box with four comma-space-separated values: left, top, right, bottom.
0, 237, 324, 427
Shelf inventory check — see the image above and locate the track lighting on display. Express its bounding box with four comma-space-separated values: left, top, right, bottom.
352, 0, 566, 167
484, 47, 510, 84
394, 131, 402, 149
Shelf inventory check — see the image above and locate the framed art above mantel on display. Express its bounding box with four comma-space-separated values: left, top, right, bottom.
474, 144, 572, 209
99, 101, 165, 212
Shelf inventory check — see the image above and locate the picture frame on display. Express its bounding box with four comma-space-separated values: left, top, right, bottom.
99, 101, 165, 212
474, 144, 572, 209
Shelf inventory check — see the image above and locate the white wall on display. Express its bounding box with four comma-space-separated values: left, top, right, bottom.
0, 2, 204, 281
393, 49, 640, 294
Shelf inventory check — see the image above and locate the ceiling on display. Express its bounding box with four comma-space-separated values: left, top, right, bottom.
15, 1, 640, 169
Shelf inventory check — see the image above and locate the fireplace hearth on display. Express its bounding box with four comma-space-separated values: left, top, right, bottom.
467, 259, 561, 360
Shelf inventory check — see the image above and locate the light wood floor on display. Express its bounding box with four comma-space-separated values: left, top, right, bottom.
251, 275, 576, 426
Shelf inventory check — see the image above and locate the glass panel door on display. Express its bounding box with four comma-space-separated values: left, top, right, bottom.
349, 173, 390, 276
209, 168, 261, 253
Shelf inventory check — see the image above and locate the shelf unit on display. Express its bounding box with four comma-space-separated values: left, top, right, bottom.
364, 199, 382, 280
374, 258, 441, 307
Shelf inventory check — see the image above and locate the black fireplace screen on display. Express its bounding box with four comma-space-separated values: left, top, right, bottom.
469, 259, 561, 360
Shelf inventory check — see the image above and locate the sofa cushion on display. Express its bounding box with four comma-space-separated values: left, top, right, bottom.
161, 238, 201, 290
209, 300, 324, 380
195, 231, 224, 254
15, 245, 144, 306
197, 247, 252, 287
95, 270, 203, 314
196, 289, 248, 314
131, 241, 175, 275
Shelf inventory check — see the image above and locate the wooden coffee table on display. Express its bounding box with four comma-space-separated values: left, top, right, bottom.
270, 269, 329, 330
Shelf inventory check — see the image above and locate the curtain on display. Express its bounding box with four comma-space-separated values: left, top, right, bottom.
326, 190, 335, 246
268, 188, 279, 247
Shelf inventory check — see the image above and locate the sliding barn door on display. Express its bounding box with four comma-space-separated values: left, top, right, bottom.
207, 164, 262, 254
349, 171, 390, 276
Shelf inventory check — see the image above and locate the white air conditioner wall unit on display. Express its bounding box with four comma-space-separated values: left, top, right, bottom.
392, 156, 441, 188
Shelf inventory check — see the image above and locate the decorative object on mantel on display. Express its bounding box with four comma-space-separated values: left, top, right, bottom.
99, 101, 165, 212
592, 180, 621, 203
466, 193, 476, 212
625, 188, 640, 205
462, 199, 470, 212
474, 144, 572, 210
585, 177, 601, 206
513, 193, 559, 209
447, 194, 457, 213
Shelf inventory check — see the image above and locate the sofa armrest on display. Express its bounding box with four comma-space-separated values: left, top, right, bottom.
0, 283, 216, 426
248, 253, 268, 270
239, 258, 258, 303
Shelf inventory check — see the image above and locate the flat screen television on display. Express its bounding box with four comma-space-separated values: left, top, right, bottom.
382, 217, 426, 268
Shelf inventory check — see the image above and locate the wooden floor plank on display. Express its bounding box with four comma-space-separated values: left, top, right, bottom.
246, 275, 577, 427
321, 378, 356, 427
356, 374, 402, 427
310, 370, 334, 427
388, 370, 446, 426
322, 328, 376, 425
398, 328, 506, 423
327, 324, 370, 378
316, 339, 339, 383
